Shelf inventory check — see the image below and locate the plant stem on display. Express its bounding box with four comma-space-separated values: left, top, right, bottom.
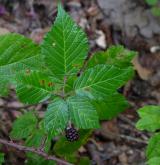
0, 138, 73, 165
62, 76, 67, 99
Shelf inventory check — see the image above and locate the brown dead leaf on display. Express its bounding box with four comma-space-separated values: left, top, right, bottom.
132, 55, 152, 80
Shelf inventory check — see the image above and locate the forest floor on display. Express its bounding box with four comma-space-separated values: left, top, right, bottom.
0, 0, 160, 165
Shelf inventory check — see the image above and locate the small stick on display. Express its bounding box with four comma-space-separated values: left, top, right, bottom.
0, 138, 72, 165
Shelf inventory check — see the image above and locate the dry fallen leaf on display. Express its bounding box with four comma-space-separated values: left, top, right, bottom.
132, 56, 152, 80
95, 30, 107, 49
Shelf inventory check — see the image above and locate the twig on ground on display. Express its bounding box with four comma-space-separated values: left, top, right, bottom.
118, 114, 135, 127
119, 134, 148, 144
0, 138, 73, 165
86, 143, 104, 165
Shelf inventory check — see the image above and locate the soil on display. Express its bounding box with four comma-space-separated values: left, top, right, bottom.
0, 0, 160, 165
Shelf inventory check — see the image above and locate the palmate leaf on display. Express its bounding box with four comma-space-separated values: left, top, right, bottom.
74, 64, 133, 99
16, 71, 55, 104
42, 4, 88, 78
10, 111, 37, 139
92, 93, 129, 120
54, 130, 92, 156
0, 33, 41, 80
45, 98, 69, 135
136, 106, 160, 132
68, 96, 99, 129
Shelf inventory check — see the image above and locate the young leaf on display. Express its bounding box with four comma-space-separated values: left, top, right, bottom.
92, 93, 129, 120
0, 33, 41, 81
54, 130, 92, 156
10, 111, 37, 139
146, 133, 160, 160
16, 71, 54, 104
0, 153, 4, 165
41, 4, 88, 78
74, 64, 133, 99
136, 106, 160, 132
45, 98, 69, 135
147, 157, 160, 165
88, 45, 136, 69
68, 96, 99, 129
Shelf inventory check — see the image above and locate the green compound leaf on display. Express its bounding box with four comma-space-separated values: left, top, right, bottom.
45, 98, 69, 135
68, 96, 99, 129
88, 45, 136, 69
10, 111, 37, 139
42, 4, 88, 78
92, 93, 129, 120
147, 157, 160, 165
74, 64, 133, 99
54, 130, 92, 156
147, 133, 160, 160
0, 153, 4, 165
16, 71, 55, 104
136, 106, 160, 132
0, 33, 41, 81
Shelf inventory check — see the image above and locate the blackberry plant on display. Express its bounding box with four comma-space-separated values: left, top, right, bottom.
0, 3, 136, 165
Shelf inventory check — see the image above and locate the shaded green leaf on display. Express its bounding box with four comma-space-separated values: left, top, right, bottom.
0, 153, 4, 165
45, 98, 69, 135
54, 130, 92, 156
68, 96, 99, 129
78, 157, 91, 165
74, 65, 133, 99
42, 4, 88, 78
25, 130, 45, 148
151, 7, 160, 17
16, 71, 54, 104
136, 106, 160, 132
88, 45, 136, 69
92, 93, 129, 120
10, 111, 37, 139
26, 155, 55, 165
147, 133, 160, 160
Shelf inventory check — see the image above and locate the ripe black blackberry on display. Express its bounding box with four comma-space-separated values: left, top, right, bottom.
65, 126, 79, 142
